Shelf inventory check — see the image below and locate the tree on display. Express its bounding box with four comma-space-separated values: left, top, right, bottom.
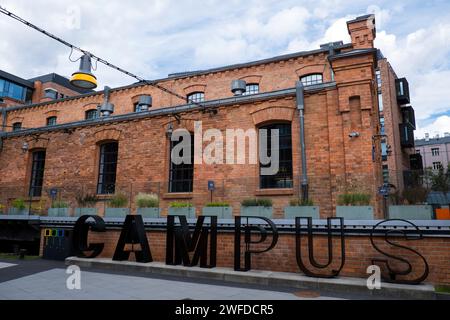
430, 164, 450, 195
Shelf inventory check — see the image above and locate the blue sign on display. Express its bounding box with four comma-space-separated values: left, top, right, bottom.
208, 181, 215, 191
378, 184, 390, 197
50, 188, 58, 200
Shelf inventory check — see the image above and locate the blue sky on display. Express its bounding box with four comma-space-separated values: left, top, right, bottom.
0, 0, 449, 138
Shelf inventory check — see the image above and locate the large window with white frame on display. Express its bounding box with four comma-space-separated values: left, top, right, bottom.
300, 74, 323, 86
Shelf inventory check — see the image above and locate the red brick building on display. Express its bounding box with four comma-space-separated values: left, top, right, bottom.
0, 14, 415, 219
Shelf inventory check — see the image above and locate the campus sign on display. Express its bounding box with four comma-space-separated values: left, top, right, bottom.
72, 215, 429, 285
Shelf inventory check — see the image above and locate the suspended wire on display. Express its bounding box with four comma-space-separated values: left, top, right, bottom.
0, 6, 203, 108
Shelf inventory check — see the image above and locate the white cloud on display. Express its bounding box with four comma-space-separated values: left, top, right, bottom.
1, 0, 450, 138
415, 116, 450, 139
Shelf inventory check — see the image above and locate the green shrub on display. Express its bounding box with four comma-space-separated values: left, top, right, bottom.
11, 198, 26, 210
76, 193, 98, 208
205, 202, 230, 207
241, 198, 272, 207
289, 198, 314, 206
170, 202, 193, 208
135, 193, 159, 208
51, 201, 69, 208
337, 193, 371, 206
109, 193, 128, 208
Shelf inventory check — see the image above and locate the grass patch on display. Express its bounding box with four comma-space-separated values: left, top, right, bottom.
435, 285, 450, 294
0, 253, 41, 261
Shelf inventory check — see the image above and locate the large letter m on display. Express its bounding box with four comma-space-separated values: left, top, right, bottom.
165, 215, 217, 268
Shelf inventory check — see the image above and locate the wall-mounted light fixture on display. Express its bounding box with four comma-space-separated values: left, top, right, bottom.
166, 123, 173, 139
349, 131, 360, 138
21, 135, 50, 154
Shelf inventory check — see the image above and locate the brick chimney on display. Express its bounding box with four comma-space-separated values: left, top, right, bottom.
347, 14, 376, 49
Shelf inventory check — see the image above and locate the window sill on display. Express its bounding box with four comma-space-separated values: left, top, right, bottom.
255, 189, 294, 196
162, 193, 194, 200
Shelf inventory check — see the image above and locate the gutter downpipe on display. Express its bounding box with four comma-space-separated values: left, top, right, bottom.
0, 108, 6, 151
296, 81, 308, 201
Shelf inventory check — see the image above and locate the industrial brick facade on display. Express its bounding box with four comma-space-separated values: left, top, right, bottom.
0, 15, 407, 219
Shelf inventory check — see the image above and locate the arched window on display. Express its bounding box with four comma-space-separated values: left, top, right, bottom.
12, 122, 22, 131
187, 92, 205, 104
169, 133, 194, 193
259, 123, 293, 189
46, 116, 57, 126
85, 109, 99, 120
300, 74, 323, 86
29, 150, 46, 197
97, 142, 119, 195
243, 83, 259, 95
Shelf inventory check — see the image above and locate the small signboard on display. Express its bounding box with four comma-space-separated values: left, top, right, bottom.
49, 188, 58, 200
208, 180, 215, 191
378, 184, 390, 197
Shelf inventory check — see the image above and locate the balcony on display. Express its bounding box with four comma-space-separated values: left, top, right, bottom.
402, 106, 416, 129
399, 123, 415, 148
410, 153, 423, 171
396, 78, 410, 105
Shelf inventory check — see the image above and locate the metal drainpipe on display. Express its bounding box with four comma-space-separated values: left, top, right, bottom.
0, 108, 6, 151
296, 81, 308, 201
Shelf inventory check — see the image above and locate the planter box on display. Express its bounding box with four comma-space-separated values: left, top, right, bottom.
240, 206, 273, 218
105, 208, 130, 218
436, 208, 450, 220
74, 208, 98, 217
8, 208, 29, 215
284, 206, 320, 219
336, 206, 374, 220
136, 208, 161, 218
48, 208, 70, 217
388, 205, 433, 220
168, 207, 196, 218
202, 207, 233, 219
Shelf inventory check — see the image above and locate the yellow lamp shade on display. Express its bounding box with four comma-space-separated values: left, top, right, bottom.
70, 72, 97, 89
70, 53, 98, 90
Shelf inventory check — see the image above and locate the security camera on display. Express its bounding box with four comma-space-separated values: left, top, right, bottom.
349, 132, 360, 138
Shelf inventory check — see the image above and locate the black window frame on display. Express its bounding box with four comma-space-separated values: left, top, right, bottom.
46, 116, 57, 126
97, 142, 119, 195
259, 123, 293, 189
300, 74, 323, 86
169, 134, 194, 193
85, 109, 99, 120
187, 92, 205, 104
29, 150, 46, 197
12, 122, 22, 131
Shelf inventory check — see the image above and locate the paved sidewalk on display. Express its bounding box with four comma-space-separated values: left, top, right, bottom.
0, 267, 342, 300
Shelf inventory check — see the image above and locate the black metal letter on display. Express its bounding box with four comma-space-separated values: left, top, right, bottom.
113, 215, 152, 263
234, 216, 278, 271
295, 217, 345, 278
370, 219, 429, 285
166, 215, 217, 268
72, 215, 106, 258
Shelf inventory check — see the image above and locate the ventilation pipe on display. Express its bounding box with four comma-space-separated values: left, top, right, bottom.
99, 86, 114, 117
231, 80, 247, 96
296, 81, 308, 201
137, 95, 152, 111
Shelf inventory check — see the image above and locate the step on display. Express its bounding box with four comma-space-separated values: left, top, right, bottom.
65, 257, 436, 300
